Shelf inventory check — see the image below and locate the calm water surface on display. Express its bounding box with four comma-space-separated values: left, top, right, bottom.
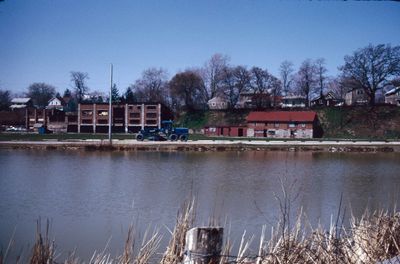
0, 149, 399, 260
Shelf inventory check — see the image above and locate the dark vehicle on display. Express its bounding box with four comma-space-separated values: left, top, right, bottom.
136, 120, 189, 141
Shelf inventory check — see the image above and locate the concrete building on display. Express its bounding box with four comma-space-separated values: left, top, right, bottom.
246, 111, 320, 139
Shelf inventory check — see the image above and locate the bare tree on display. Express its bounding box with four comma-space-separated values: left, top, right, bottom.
218, 65, 252, 109
250, 67, 279, 109
131, 68, 169, 105
26, 82, 56, 108
339, 44, 400, 105
169, 70, 204, 111
0, 89, 11, 111
326, 77, 345, 100
70, 71, 89, 103
232, 66, 251, 108
200, 53, 230, 101
295, 59, 317, 106
279, 60, 295, 96
315, 58, 328, 97
270, 77, 282, 107
219, 66, 235, 109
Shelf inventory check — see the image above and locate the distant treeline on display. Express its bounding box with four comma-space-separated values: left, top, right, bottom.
0, 44, 399, 113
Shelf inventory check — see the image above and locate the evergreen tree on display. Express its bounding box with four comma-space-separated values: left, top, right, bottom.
111, 84, 120, 103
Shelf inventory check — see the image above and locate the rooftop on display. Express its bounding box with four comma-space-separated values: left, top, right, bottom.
11, 97, 31, 104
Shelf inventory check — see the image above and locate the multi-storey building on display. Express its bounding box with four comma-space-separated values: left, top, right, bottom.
76, 103, 168, 133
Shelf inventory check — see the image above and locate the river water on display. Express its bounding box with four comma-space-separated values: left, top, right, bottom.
0, 149, 399, 261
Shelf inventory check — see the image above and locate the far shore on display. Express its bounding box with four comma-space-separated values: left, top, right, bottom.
1, 139, 400, 152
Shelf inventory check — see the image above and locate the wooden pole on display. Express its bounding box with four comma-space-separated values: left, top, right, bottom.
184, 227, 223, 264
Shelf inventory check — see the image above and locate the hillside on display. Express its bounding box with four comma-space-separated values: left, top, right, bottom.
178, 106, 400, 139
318, 106, 400, 139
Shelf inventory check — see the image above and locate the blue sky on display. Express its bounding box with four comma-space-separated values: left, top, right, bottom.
0, 0, 399, 95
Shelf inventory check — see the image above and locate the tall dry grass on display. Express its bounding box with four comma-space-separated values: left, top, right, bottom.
29, 219, 55, 264
4, 200, 400, 264
160, 199, 195, 264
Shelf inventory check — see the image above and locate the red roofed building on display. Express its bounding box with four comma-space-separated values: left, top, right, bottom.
246, 111, 321, 138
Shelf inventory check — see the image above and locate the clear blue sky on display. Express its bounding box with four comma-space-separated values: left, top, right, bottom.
0, 0, 399, 95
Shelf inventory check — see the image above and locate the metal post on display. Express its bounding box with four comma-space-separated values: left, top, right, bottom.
77, 103, 81, 133
108, 64, 113, 144
125, 103, 128, 133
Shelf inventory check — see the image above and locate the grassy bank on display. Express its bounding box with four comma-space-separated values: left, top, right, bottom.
2, 201, 400, 264
318, 106, 400, 139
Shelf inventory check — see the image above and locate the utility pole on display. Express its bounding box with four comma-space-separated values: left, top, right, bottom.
108, 64, 113, 144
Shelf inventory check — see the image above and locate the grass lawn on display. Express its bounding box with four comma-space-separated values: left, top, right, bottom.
0, 132, 395, 142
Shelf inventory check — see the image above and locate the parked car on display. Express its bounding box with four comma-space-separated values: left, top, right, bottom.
5, 126, 27, 132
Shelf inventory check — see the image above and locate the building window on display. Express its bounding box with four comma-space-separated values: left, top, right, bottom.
147, 105, 157, 110
97, 119, 108, 124
97, 110, 108, 116
68, 116, 77, 122
130, 113, 140, 118
81, 119, 92, 124
289, 123, 296, 128
130, 119, 141, 124
82, 110, 92, 117
357, 89, 364, 95
146, 113, 157, 118
268, 130, 276, 135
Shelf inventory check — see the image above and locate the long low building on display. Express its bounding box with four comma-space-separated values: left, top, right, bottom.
247, 111, 321, 139
204, 111, 322, 139
17, 102, 171, 133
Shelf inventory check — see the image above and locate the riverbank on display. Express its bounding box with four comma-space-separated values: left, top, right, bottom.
1, 139, 400, 152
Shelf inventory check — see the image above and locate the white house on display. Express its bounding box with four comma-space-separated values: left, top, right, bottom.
344, 88, 369, 105
207, 96, 229, 110
281, 95, 307, 108
385, 87, 400, 106
46, 97, 65, 110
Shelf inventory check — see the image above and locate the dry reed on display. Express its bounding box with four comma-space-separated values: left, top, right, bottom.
29, 219, 55, 264
160, 199, 195, 264
5, 201, 400, 264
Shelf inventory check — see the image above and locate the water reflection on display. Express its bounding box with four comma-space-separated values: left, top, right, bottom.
0, 149, 399, 260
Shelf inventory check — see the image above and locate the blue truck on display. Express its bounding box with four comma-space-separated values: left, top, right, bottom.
136, 120, 189, 141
